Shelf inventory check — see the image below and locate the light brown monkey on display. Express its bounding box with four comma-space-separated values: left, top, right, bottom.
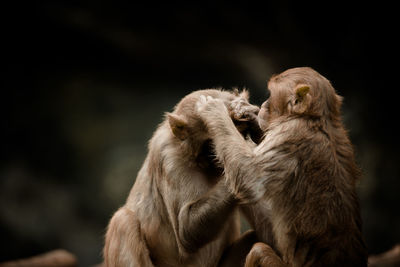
103, 89, 260, 267
196, 67, 368, 267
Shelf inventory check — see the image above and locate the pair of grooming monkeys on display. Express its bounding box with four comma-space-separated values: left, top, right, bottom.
103, 67, 367, 266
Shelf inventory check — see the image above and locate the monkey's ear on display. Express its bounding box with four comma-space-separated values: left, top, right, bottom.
293, 84, 311, 113
295, 84, 310, 100
167, 113, 189, 140
232, 88, 249, 100
239, 89, 249, 100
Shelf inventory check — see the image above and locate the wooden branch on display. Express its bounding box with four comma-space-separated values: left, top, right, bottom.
0, 249, 77, 267
368, 244, 400, 267
1, 244, 400, 267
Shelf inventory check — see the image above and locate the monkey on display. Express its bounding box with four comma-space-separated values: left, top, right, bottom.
103, 89, 261, 267
196, 67, 368, 266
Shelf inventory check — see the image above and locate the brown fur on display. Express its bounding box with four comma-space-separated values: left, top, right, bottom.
104, 89, 259, 267
245, 242, 285, 267
197, 67, 368, 266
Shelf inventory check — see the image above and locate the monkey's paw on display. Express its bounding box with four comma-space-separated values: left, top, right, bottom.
229, 97, 260, 122
196, 95, 228, 115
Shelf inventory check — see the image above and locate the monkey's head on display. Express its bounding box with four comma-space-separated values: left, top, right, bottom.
167, 89, 257, 157
258, 67, 343, 131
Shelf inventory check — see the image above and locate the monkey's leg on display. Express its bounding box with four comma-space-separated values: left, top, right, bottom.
218, 230, 258, 267
104, 208, 154, 267
245, 242, 286, 267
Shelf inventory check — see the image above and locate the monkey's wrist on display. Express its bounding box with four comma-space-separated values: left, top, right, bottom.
224, 180, 262, 205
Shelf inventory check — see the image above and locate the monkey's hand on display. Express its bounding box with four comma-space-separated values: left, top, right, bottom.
229, 97, 259, 122
229, 97, 263, 143
196, 95, 230, 118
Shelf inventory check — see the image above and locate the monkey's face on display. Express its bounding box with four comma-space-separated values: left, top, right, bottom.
257, 85, 292, 131
258, 99, 270, 132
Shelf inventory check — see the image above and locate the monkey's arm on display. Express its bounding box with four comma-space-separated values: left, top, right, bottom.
198, 96, 255, 158
177, 180, 238, 253
197, 96, 268, 202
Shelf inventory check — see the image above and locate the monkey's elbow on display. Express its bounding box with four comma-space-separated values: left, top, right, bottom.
177, 207, 201, 254
177, 207, 215, 255
178, 230, 200, 255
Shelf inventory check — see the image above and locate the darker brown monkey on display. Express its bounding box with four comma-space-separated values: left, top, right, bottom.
197, 67, 368, 266
104, 89, 259, 267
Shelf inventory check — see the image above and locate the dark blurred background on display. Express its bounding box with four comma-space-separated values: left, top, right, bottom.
2, 1, 399, 266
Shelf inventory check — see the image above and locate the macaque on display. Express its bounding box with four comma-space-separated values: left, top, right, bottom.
103, 89, 260, 267
196, 67, 368, 266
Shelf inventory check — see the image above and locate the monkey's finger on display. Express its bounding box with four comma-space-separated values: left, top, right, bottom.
232, 104, 260, 121
245, 105, 260, 115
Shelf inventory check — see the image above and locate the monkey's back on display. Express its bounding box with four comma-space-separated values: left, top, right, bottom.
267, 118, 367, 266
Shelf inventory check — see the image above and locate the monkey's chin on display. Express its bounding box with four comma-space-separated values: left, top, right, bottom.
258, 119, 268, 132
